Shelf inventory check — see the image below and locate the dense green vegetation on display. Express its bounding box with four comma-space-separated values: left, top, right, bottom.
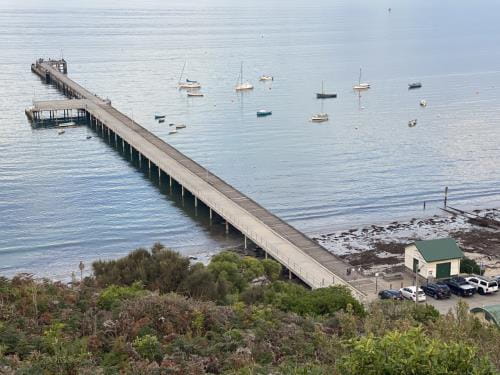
1, 243, 499, 374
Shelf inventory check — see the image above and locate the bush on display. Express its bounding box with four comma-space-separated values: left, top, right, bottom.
263, 282, 365, 317
93, 243, 190, 293
460, 256, 483, 275
133, 334, 162, 362
97, 282, 145, 310
337, 327, 495, 374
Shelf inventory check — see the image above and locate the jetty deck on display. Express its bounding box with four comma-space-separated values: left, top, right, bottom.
29, 59, 372, 300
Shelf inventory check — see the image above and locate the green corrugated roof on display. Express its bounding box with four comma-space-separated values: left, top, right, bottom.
413, 238, 464, 262
470, 305, 500, 327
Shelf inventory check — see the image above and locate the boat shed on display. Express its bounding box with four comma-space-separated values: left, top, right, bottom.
404, 238, 464, 279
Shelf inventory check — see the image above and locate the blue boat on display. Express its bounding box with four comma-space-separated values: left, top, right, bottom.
257, 110, 272, 117
186, 78, 198, 83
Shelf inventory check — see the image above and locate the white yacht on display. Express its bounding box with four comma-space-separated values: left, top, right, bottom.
235, 62, 253, 91
311, 113, 329, 122
353, 68, 370, 90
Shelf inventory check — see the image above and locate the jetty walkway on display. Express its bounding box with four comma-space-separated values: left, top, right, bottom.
28, 59, 373, 301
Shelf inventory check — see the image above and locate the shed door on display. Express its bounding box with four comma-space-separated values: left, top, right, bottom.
436, 262, 451, 279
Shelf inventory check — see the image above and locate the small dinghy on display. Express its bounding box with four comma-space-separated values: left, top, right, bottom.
311, 113, 329, 122
408, 119, 417, 127
159, 118, 165, 123
59, 121, 76, 127
408, 82, 422, 89
169, 129, 178, 135
175, 124, 186, 129
186, 79, 198, 83
420, 99, 427, 107
259, 75, 273, 81
86, 135, 92, 140
57, 129, 65, 135
187, 92, 204, 97
155, 115, 166, 120
257, 110, 272, 117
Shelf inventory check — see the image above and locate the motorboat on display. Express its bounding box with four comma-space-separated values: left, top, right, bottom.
186, 79, 198, 83
353, 68, 370, 90
175, 124, 186, 129
154, 115, 165, 120
311, 113, 329, 122
187, 92, 204, 97
235, 82, 253, 91
408, 119, 417, 127
235, 62, 254, 91
169, 129, 178, 135
57, 129, 65, 135
408, 82, 422, 89
86, 135, 92, 139
159, 118, 165, 123
259, 75, 273, 81
316, 81, 337, 99
420, 99, 427, 107
257, 110, 272, 117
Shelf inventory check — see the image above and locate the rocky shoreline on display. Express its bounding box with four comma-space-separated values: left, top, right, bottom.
312, 208, 500, 276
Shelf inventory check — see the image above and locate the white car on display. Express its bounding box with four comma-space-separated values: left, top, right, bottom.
465, 276, 498, 295
400, 286, 426, 302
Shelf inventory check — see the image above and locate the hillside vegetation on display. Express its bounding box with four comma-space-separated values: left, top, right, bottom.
1, 243, 499, 374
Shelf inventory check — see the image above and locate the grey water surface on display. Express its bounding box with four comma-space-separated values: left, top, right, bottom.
1, 0, 499, 278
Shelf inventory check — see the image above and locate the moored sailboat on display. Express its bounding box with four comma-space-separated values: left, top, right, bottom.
235, 62, 253, 91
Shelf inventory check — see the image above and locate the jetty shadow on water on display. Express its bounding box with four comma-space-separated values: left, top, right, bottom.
88, 118, 242, 244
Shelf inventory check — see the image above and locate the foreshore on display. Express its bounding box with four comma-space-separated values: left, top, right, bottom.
312, 208, 500, 276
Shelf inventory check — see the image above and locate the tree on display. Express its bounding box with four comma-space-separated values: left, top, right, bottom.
460, 256, 483, 275
92, 244, 190, 293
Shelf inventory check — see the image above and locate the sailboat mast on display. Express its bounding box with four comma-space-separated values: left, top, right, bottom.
322, 80, 324, 94
358, 67, 362, 85
178, 60, 187, 84
240, 62, 243, 85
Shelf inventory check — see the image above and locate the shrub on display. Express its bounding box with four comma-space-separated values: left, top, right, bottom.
263, 282, 365, 317
133, 334, 162, 362
97, 282, 145, 310
337, 327, 495, 375
93, 243, 190, 293
460, 256, 483, 275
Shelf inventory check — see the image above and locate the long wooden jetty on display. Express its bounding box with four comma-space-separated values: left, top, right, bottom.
28, 59, 371, 301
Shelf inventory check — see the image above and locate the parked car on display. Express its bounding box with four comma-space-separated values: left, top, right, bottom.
465, 276, 498, 295
421, 283, 451, 299
378, 289, 404, 300
440, 277, 476, 297
490, 275, 500, 289
399, 286, 426, 302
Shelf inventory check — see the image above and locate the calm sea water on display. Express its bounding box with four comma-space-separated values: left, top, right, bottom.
1, 0, 500, 279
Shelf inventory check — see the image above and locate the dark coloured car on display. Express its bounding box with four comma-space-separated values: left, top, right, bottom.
378, 289, 403, 300
421, 283, 451, 299
440, 277, 476, 297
